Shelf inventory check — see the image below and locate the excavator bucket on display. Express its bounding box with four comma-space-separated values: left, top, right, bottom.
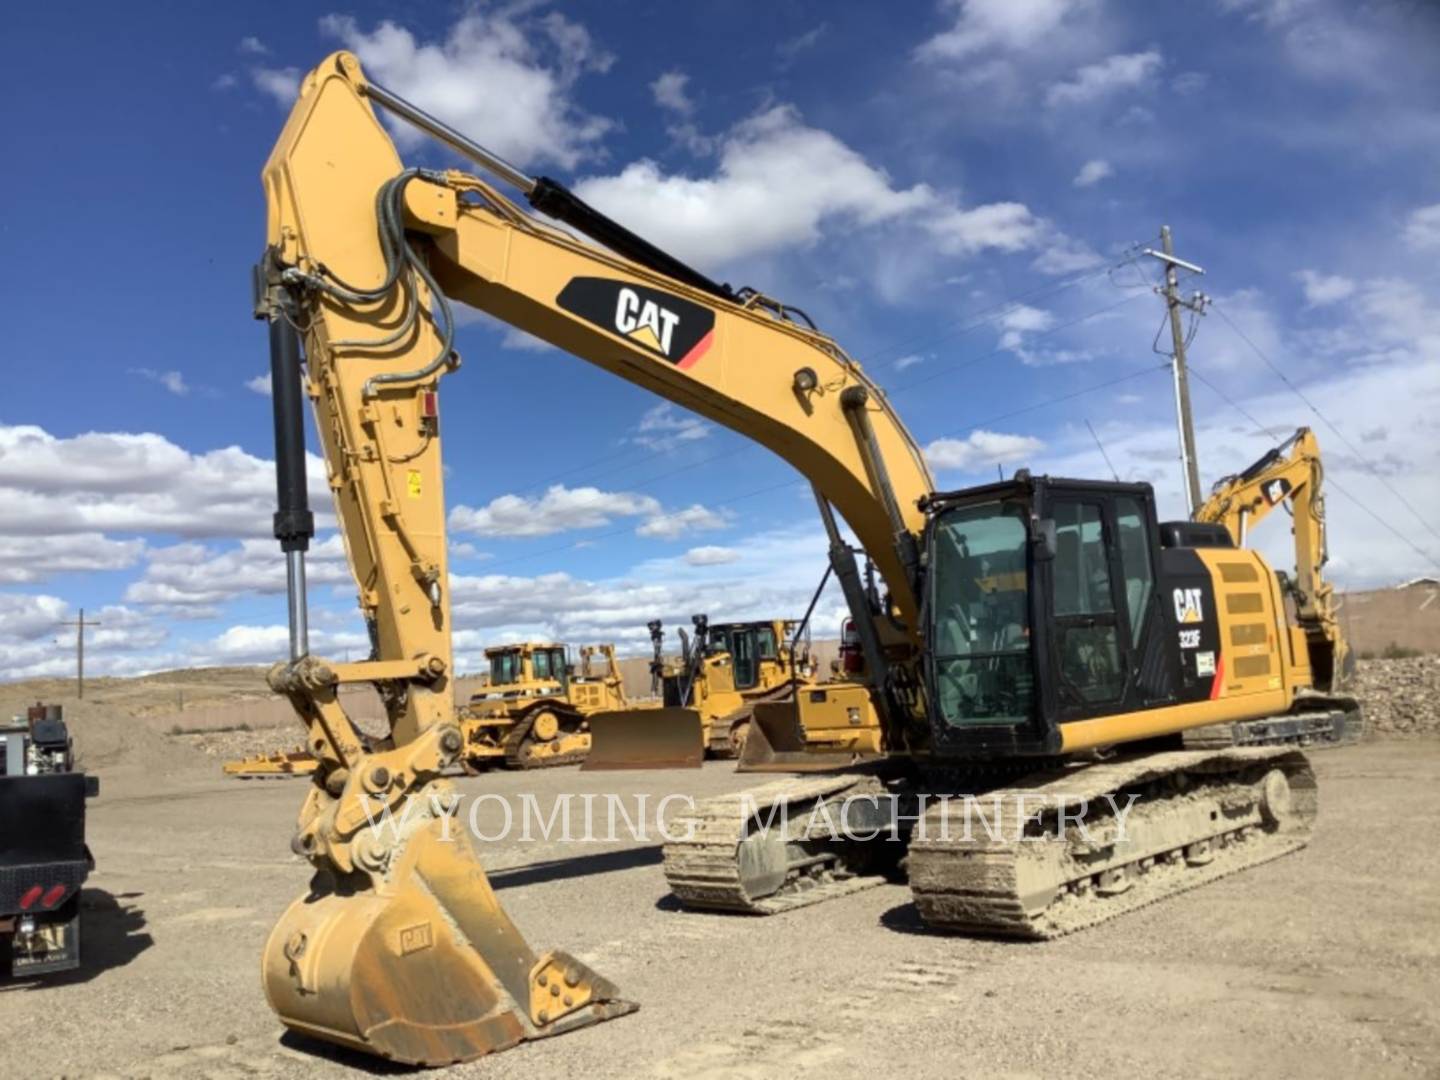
264, 816, 635, 1065
581, 707, 705, 770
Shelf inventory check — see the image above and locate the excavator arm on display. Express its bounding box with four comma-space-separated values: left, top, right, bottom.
1195, 427, 1350, 689
255, 51, 932, 1066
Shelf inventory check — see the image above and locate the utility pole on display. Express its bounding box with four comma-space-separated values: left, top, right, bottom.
1144, 226, 1208, 515
56, 608, 100, 700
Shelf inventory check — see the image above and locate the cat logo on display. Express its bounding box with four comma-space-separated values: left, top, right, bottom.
1173, 587, 1204, 624
556, 277, 716, 368
614, 288, 680, 355
1263, 477, 1292, 505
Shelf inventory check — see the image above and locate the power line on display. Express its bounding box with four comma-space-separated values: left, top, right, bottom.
1185, 361, 1440, 576
1210, 302, 1440, 551
477, 363, 1170, 573
1085, 419, 1120, 481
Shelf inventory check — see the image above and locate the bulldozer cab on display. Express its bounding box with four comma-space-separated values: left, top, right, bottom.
706, 621, 786, 691
483, 643, 569, 698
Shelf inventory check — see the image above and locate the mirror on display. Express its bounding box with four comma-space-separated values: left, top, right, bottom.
1033, 517, 1057, 562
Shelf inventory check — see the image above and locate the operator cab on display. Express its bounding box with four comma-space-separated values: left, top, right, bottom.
706, 621, 779, 691
923, 475, 1190, 757
486, 644, 570, 693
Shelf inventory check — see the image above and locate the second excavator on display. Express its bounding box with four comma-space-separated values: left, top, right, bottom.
252, 52, 1355, 1068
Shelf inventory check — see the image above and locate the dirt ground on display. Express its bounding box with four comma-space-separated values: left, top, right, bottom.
5, 736, 1438, 1079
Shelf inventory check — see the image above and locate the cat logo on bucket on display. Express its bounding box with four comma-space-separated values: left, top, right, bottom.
556, 277, 716, 368
1173, 587, 1204, 624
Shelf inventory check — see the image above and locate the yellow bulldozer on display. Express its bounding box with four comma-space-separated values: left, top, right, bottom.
248, 52, 1356, 1066
459, 641, 634, 769
223, 641, 632, 776
583, 615, 817, 769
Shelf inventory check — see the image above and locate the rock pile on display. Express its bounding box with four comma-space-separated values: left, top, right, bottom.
1354, 655, 1440, 739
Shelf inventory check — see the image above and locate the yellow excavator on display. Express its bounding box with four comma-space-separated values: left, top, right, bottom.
254, 52, 1352, 1066
1185, 426, 1359, 746
460, 641, 634, 768
583, 615, 818, 768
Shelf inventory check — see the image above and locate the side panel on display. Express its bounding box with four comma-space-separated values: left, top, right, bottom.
1158, 547, 1225, 703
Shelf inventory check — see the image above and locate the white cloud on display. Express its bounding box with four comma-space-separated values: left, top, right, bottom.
928, 202, 1043, 256
1045, 50, 1163, 107
894, 354, 926, 371
123, 535, 351, 607
916, 0, 1080, 61
575, 105, 934, 265
1073, 159, 1113, 187
633, 403, 709, 451
449, 484, 661, 538
778, 24, 828, 62
575, 105, 1038, 267
651, 70, 693, 115
1295, 269, 1356, 307
237, 35, 269, 55
997, 304, 1056, 348
212, 73, 239, 92
319, 11, 613, 170
246, 373, 272, 396
635, 504, 731, 540
250, 66, 300, 107
196, 623, 368, 666
130, 368, 190, 396
1402, 204, 1440, 251
924, 430, 1045, 473
0, 424, 329, 540
0, 533, 145, 584
1171, 71, 1209, 95
0, 595, 171, 680
684, 545, 739, 566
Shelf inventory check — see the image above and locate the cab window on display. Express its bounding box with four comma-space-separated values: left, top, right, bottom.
1114, 497, 1154, 647
929, 500, 1033, 727
1051, 500, 1124, 705
755, 626, 778, 660
489, 651, 519, 686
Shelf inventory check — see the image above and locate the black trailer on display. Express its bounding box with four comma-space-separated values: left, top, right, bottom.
0, 705, 97, 976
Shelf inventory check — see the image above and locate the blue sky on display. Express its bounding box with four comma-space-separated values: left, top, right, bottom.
3, 0, 1438, 677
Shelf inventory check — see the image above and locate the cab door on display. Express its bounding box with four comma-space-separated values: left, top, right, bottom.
730, 628, 759, 691
1045, 497, 1129, 719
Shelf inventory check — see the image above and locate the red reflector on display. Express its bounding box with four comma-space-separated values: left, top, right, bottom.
421, 391, 438, 419
41, 884, 67, 909
18, 885, 43, 911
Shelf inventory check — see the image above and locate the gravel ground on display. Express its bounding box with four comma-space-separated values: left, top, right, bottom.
5, 740, 1438, 1079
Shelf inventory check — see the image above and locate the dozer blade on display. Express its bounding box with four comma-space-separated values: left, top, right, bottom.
263, 818, 635, 1065
737, 702, 855, 773
581, 707, 705, 770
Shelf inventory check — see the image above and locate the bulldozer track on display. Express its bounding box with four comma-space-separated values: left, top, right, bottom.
909, 746, 1316, 940
501, 705, 591, 770
662, 773, 891, 914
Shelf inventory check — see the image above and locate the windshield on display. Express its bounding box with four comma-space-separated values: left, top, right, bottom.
489, 650, 520, 687
929, 500, 1034, 727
